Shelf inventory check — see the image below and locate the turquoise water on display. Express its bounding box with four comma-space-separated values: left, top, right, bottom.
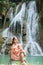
26, 56, 43, 65
0, 55, 43, 65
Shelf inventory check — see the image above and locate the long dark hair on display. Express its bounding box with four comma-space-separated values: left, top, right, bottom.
12, 37, 15, 45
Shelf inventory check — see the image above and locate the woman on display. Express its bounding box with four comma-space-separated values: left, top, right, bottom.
11, 37, 27, 65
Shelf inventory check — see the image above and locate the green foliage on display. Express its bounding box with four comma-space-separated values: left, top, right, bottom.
4, 20, 10, 28
9, 2, 16, 7
0, 4, 3, 14
0, 0, 6, 1
22, 0, 26, 3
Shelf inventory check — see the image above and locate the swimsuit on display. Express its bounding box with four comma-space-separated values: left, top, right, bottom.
11, 44, 24, 60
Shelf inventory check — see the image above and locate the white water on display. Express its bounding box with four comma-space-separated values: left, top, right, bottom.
7, 7, 14, 22
1, 3, 26, 54
15, 3, 21, 15
2, 28, 15, 39
24, 1, 43, 55
4, 7, 14, 25
1, 1, 43, 56
9, 2, 26, 45
2, 28, 9, 38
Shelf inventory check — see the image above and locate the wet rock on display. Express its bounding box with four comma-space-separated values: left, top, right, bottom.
0, 33, 4, 47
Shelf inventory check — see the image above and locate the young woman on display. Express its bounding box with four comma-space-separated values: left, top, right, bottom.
11, 37, 27, 65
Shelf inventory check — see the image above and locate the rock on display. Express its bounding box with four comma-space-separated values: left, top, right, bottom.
39, 27, 43, 50
6, 38, 12, 44
0, 33, 4, 45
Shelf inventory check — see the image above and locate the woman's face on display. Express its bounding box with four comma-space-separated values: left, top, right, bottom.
13, 37, 18, 44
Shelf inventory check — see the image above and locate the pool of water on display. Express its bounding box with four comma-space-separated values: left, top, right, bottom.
0, 55, 43, 65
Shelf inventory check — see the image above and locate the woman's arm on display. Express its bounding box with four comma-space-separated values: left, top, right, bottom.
18, 44, 26, 56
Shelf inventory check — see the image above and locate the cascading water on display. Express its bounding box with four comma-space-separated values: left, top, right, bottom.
24, 1, 43, 56
1, 2, 26, 54
15, 3, 21, 16
1, 1, 43, 55
4, 7, 14, 25
9, 2, 26, 45
8, 7, 14, 22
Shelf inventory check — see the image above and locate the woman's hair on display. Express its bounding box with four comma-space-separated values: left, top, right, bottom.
12, 37, 15, 45
12, 37, 19, 45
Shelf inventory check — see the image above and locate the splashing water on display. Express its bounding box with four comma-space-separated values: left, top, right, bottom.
24, 1, 43, 56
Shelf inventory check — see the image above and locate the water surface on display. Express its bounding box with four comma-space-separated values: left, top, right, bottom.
0, 55, 43, 65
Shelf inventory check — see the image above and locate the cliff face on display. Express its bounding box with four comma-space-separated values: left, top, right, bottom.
36, 0, 43, 50
36, 0, 43, 13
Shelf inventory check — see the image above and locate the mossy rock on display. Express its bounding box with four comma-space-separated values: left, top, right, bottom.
0, 33, 4, 48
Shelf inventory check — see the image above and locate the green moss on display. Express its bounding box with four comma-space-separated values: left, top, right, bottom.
0, 34, 4, 50
5, 21, 10, 27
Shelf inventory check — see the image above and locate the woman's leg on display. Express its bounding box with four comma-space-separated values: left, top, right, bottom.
20, 53, 27, 65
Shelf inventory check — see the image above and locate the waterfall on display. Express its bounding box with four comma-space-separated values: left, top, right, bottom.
15, 3, 21, 15
1, 1, 43, 55
4, 7, 14, 25
24, 1, 43, 56
1, 2, 26, 54
8, 7, 14, 22
2, 28, 15, 39
9, 2, 26, 45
